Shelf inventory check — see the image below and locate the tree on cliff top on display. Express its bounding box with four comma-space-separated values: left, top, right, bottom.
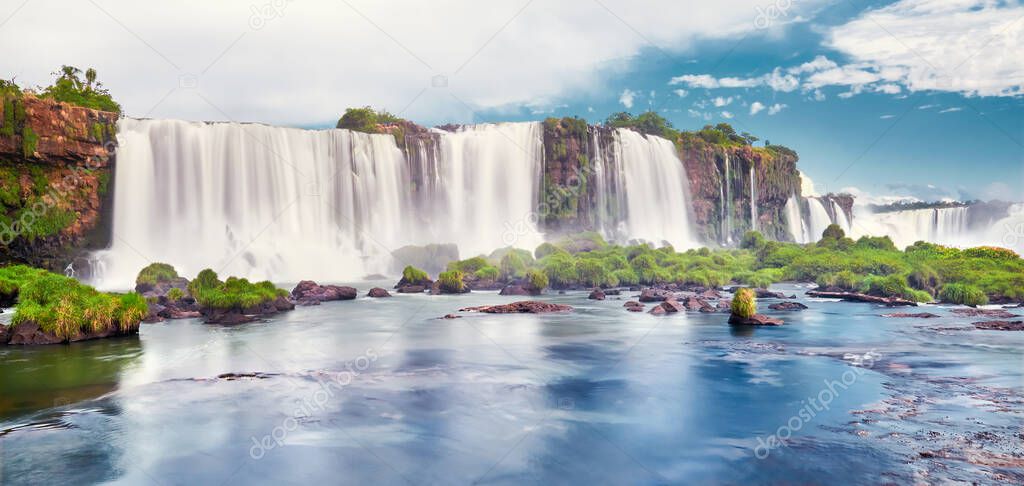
337, 107, 404, 133
40, 65, 121, 113
604, 111, 678, 140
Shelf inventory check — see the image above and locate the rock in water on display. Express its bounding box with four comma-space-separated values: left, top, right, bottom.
638, 288, 671, 302
397, 284, 426, 294
728, 314, 784, 326
459, 301, 572, 314
768, 301, 809, 311
499, 284, 539, 296
588, 289, 606, 300
291, 280, 357, 305
368, 287, 391, 298
951, 308, 1018, 318
973, 320, 1024, 331
881, 312, 939, 318
623, 301, 644, 312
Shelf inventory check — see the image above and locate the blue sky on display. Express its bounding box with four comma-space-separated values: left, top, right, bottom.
3, 0, 1021, 202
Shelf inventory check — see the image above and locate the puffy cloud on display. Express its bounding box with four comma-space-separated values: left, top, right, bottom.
720, 110, 734, 118
767, 103, 786, 115
619, 89, 637, 108
712, 96, 734, 107
0, 0, 820, 125
673, 89, 689, 98
749, 101, 766, 115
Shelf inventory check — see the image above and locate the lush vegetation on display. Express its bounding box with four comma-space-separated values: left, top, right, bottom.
402, 265, 430, 284
187, 269, 287, 310
437, 270, 466, 293
0, 265, 146, 341
135, 262, 179, 286
336, 107, 404, 133
435, 225, 1022, 305
731, 288, 756, 318
39, 66, 121, 112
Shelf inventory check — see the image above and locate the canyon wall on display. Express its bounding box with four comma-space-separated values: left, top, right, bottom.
0, 94, 118, 271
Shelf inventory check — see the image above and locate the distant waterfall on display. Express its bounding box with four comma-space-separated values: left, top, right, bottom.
92, 119, 544, 289
591, 130, 626, 240
852, 206, 971, 249
784, 195, 809, 243
830, 199, 851, 233
722, 152, 733, 243
614, 128, 699, 249
806, 198, 832, 242
749, 164, 757, 232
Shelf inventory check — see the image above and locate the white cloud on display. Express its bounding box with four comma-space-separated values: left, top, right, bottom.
939, 107, 962, 113
767, 103, 786, 115
879, 114, 895, 119
0, 0, 822, 125
619, 89, 637, 108
712, 96, 733, 107
720, 110, 734, 119
917, 104, 938, 110
812, 89, 826, 101
750, 101, 765, 115
667, 1, 1024, 101
673, 89, 689, 98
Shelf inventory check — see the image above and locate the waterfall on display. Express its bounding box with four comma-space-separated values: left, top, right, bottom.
784, 195, 808, 243
806, 198, 832, 242
749, 164, 757, 232
830, 199, 851, 233
614, 128, 699, 249
92, 119, 544, 290
723, 152, 732, 243
851, 206, 972, 249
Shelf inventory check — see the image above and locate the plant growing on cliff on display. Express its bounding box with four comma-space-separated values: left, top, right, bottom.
336, 107, 403, 133
604, 111, 679, 140
730, 288, 756, 318
166, 287, 185, 301
41, 66, 121, 113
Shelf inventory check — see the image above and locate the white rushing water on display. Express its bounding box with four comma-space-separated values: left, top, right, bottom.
806, 198, 833, 242
614, 128, 699, 249
784, 195, 809, 243
93, 119, 544, 289
749, 165, 757, 232
831, 199, 852, 233
851, 206, 972, 249
722, 152, 732, 243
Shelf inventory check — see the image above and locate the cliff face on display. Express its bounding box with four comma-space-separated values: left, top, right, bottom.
0, 94, 118, 271
536, 120, 802, 244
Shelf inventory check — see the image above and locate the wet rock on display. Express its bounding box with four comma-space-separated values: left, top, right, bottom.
768, 301, 809, 311
144, 302, 167, 323
806, 290, 917, 307
604, 289, 622, 296
624, 301, 644, 312
459, 301, 573, 314
649, 305, 667, 315
588, 289, 606, 300
291, 280, 357, 305
441, 314, 461, 319
699, 305, 717, 313
638, 288, 672, 302
755, 289, 789, 299
3, 320, 136, 345
728, 314, 784, 326
973, 320, 1024, 331
951, 308, 1018, 318
699, 289, 722, 299
881, 312, 940, 318
367, 287, 391, 298
681, 297, 711, 311
397, 284, 426, 294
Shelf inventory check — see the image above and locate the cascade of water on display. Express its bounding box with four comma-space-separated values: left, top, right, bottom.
749, 164, 757, 232
851, 205, 976, 249
831, 200, 851, 233
784, 195, 808, 243
92, 119, 544, 290
723, 152, 732, 243
806, 197, 832, 242
614, 128, 699, 249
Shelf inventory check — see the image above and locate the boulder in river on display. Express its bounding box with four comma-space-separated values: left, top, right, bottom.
459, 301, 573, 314
623, 301, 644, 312
768, 301, 809, 311
806, 290, 917, 307
881, 312, 939, 318
951, 308, 1018, 318
291, 280, 357, 305
728, 314, 784, 326
367, 287, 391, 298
638, 288, 672, 302
588, 289, 606, 300
397, 284, 426, 294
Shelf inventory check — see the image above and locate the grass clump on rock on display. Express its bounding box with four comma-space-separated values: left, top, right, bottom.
938, 283, 988, 307
135, 262, 179, 286
437, 270, 467, 293
187, 269, 286, 310
525, 269, 549, 293
402, 265, 430, 284
0, 265, 146, 341
730, 288, 757, 319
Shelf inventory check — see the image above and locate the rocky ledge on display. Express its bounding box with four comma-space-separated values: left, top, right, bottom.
881, 312, 940, 318
202, 297, 295, 325
951, 308, 1018, 319
768, 301, 808, 311
973, 320, 1024, 331
728, 314, 784, 326
2, 320, 136, 345
459, 301, 573, 314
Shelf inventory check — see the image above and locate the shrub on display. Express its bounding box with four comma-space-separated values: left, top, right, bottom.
187, 269, 286, 309
731, 288, 757, 318
525, 269, 549, 292
821, 223, 845, 241
575, 259, 614, 287
166, 287, 185, 301
611, 268, 639, 286
447, 256, 489, 274
438, 270, 466, 293
740, 231, 766, 250
499, 252, 527, 280
336, 106, 403, 133
938, 283, 988, 306
136, 262, 179, 286
534, 242, 560, 259
40, 66, 121, 112
402, 265, 430, 284
474, 266, 499, 281
542, 252, 578, 288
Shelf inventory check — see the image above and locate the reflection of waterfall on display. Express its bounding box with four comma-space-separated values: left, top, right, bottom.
614, 128, 699, 249
93, 119, 544, 289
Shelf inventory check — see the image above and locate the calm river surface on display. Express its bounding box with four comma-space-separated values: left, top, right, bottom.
1, 283, 1022, 484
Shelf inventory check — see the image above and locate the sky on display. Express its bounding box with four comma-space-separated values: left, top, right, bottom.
1, 0, 1021, 202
